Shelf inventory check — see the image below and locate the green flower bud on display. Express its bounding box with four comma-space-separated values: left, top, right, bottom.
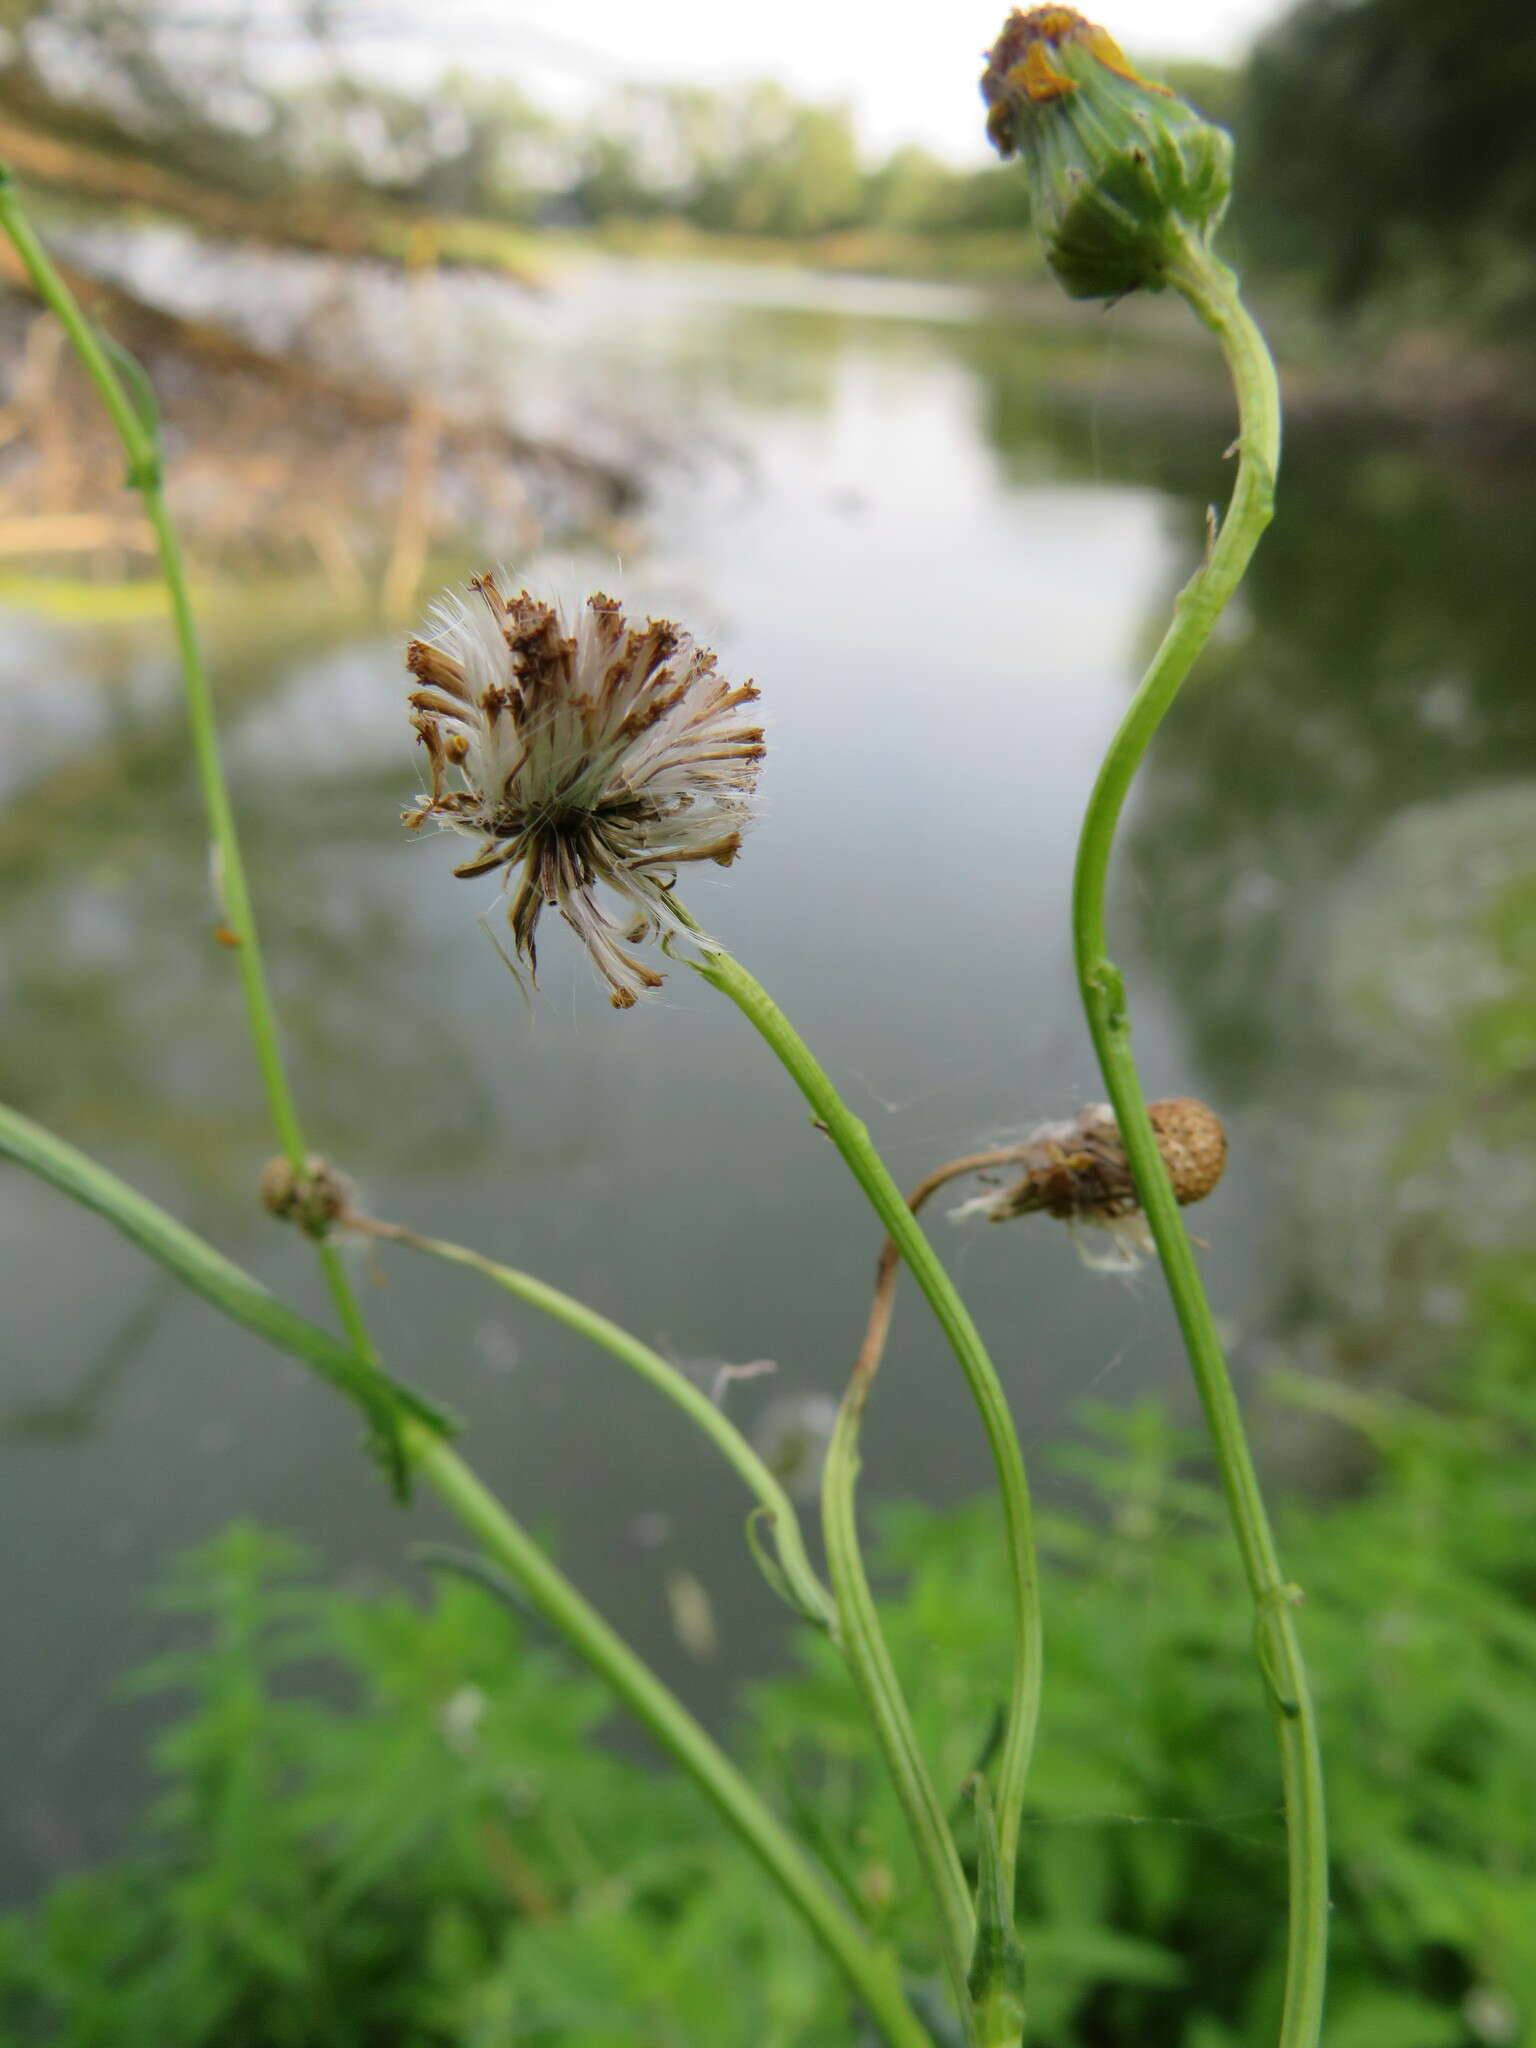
981, 7, 1233, 301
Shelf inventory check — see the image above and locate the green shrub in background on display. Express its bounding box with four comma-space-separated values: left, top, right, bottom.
5, 1261, 1531, 2048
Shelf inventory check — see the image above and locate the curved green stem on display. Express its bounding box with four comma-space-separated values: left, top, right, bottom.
349, 1213, 834, 1631
0, 170, 375, 1371
693, 946, 1043, 1899
405, 1426, 932, 2048
822, 1374, 977, 2031
1069, 237, 1327, 2048
0, 1101, 936, 2048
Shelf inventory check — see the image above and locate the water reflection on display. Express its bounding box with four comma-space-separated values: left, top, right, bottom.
1116, 433, 1536, 1384
1126, 443, 1536, 1093
2, 256, 1532, 1892
0, 1275, 177, 1446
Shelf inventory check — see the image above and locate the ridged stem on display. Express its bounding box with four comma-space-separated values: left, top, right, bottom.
693, 946, 1043, 1905
820, 1145, 1039, 2036
1069, 236, 1327, 2048
822, 1372, 977, 2031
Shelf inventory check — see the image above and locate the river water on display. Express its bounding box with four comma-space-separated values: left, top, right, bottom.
3, 253, 1533, 1894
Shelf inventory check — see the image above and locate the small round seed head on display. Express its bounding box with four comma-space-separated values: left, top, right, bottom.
1146, 1096, 1227, 1206
404, 575, 763, 1009
961, 1096, 1228, 1227
980, 7, 1233, 299
258, 1155, 354, 1238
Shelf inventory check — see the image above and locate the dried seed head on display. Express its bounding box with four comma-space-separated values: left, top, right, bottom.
404, 575, 763, 1009
258, 1154, 354, 1238
980, 7, 1233, 300
1147, 1096, 1227, 1207
963, 1097, 1227, 1227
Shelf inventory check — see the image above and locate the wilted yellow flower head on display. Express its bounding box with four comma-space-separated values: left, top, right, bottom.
405, 576, 763, 1008
982, 5, 1161, 141
981, 7, 1233, 300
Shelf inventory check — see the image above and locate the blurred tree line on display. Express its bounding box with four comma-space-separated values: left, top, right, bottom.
1, 0, 1533, 323
1242, 0, 1536, 321
0, 0, 1032, 242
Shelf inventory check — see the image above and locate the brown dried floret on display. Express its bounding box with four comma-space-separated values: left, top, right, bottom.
404, 576, 763, 1008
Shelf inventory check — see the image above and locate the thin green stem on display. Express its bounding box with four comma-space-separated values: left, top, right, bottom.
360, 976, 982, 2017
965, 1778, 1027, 2048
822, 1376, 977, 2031
349, 1213, 834, 1631
0, 1103, 935, 2048
0, 171, 373, 1364
1068, 237, 1327, 2048
353, 1160, 979, 2020
815, 1149, 1038, 2036
0, 175, 940, 2043
693, 946, 1043, 1897
0, 1101, 445, 1455
405, 1425, 935, 2048
0, 176, 150, 479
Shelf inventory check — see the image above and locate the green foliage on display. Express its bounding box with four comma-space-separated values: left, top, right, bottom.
768, 1321, 1534, 2044
4, 1291, 1532, 2046
0, 1527, 834, 2048
1243, 0, 1536, 321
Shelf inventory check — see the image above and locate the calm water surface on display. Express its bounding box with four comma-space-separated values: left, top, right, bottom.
3, 255, 1534, 1894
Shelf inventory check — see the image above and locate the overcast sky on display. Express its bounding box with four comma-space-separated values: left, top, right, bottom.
348, 0, 1292, 162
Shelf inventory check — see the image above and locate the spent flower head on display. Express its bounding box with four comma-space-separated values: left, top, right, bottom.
981, 7, 1233, 300
257, 1154, 354, 1239
955, 1097, 1227, 1266
405, 575, 763, 1008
